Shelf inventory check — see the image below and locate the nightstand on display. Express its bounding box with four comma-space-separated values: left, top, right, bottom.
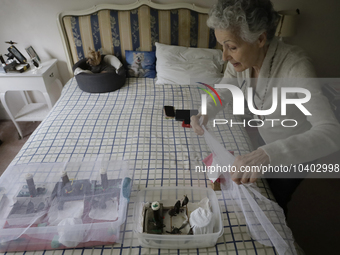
0, 59, 63, 139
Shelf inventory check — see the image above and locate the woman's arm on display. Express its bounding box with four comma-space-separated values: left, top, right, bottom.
261, 58, 340, 166
230, 50, 340, 184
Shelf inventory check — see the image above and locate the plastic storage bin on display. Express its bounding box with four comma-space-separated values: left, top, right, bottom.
0, 160, 131, 252
133, 186, 223, 249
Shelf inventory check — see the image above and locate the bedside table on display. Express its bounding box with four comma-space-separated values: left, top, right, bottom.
0, 59, 63, 139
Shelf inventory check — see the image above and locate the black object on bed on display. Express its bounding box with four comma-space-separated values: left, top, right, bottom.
72, 55, 126, 93
175, 110, 199, 124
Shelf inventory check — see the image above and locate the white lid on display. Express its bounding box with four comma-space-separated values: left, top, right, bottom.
100, 168, 107, 174
151, 201, 160, 211
61, 171, 67, 177
25, 173, 33, 180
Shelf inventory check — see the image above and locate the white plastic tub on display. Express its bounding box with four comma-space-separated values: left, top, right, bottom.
0, 160, 131, 252
133, 186, 223, 249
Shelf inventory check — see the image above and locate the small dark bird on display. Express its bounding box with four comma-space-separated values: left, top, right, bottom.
166, 227, 181, 234
36, 187, 46, 195
174, 200, 181, 214
187, 226, 194, 235
168, 208, 177, 217
182, 195, 189, 207
178, 221, 189, 230
150, 218, 165, 229
154, 222, 165, 229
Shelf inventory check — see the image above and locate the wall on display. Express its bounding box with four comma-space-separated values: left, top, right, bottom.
0, 0, 339, 119
273, 0, 340, 78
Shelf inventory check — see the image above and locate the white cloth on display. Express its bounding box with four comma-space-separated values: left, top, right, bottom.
58, 218, 84, 247
103, 55, 123, 73
189, 207, 213, 235
207, 157, 220, 182
202, 125, 297, 255
205, 37, 340, 165
74, 67, 93, 75
198, 197, 210, 211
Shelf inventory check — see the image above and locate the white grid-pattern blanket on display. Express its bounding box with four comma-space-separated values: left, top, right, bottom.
4, 77, 293, 255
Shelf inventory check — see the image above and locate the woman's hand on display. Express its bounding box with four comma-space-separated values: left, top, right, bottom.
191, 114, 209, 135
231, 148, 270, 185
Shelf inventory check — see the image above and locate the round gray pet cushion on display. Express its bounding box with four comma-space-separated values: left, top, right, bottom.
72, 55, 126, 93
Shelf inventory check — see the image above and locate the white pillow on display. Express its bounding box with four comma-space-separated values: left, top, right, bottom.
155, 42, 224, 85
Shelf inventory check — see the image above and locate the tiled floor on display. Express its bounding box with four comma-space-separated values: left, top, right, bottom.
0, 120, 41, 175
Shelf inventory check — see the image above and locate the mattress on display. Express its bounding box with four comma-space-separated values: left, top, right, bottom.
12, 77, 253, 167
4, 77, 288, 254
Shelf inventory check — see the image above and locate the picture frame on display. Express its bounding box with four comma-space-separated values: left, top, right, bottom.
25, 46, 41, 62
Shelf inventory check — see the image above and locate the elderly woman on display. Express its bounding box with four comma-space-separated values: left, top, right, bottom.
191, 0, 340, 214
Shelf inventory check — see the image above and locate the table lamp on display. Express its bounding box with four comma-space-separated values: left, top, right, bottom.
275, 9, 300, 40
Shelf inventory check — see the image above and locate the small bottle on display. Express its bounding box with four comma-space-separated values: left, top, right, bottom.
25, 173, 36, 197
151, 201, 161, 223
100, 168, 108, 190
61, 171, 70, 185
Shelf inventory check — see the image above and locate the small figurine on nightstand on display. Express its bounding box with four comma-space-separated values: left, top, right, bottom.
25, 45, 42, 70
3, 41, 30, 73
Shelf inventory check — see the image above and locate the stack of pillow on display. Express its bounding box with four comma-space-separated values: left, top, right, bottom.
125, 42, 224, 85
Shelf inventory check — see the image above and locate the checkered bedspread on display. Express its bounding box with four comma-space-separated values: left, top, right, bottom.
5, 78, 297, 255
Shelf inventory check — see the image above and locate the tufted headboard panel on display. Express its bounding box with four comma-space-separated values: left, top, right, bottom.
58, 1, 221, 76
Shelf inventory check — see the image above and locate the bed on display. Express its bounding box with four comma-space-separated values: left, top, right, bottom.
0, 0, 301, 254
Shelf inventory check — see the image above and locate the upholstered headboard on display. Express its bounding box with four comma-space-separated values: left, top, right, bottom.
57, 0, 221, 76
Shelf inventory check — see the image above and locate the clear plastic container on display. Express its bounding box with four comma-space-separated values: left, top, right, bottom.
0, 160, 131, 252
133, 186, 223, 249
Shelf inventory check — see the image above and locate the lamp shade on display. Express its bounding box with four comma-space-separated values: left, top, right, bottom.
275, 9, 300, 37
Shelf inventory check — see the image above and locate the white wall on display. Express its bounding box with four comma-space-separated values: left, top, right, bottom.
0, 0, 339, 119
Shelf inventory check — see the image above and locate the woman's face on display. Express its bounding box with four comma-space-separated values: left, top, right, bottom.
215, 29, 266, 72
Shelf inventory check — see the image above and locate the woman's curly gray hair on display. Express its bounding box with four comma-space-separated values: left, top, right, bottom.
207, 0, 280, 43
